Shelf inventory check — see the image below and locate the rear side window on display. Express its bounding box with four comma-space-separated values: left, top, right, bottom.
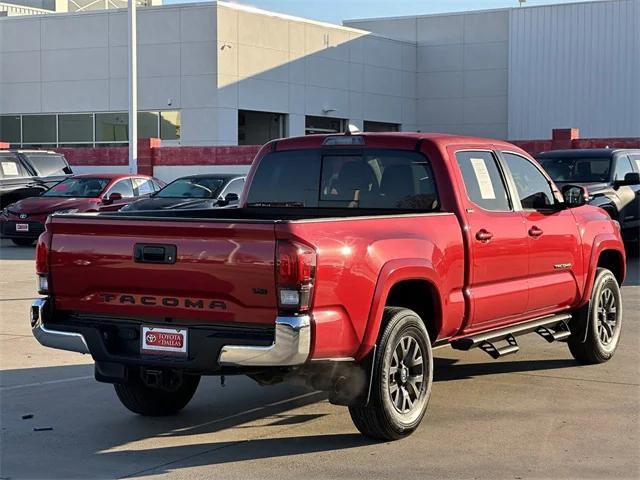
632, 154, 640, 172
246, 149, 438, 210
24, 154, 69, 177
455, 151, 510, 211
132, 177, 155, 196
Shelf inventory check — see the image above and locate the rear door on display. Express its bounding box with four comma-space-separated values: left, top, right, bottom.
452, 149, 529, 329
500, 152, 581, 313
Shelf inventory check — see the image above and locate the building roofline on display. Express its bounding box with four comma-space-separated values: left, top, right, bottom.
344, 0, 620, 24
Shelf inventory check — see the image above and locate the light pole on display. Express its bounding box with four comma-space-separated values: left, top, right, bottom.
127, 0, 137, 173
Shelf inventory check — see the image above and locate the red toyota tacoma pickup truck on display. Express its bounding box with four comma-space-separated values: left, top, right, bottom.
30, 133, 626, 441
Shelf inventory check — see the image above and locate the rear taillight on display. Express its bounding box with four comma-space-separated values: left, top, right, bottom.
35, 230, 50, 295
276, 240, 317, 312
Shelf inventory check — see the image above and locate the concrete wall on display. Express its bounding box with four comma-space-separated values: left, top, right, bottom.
508, 0, 640, 139
347, 9, 509, 139
216, 2, 416, 143
0, 3, 219, 145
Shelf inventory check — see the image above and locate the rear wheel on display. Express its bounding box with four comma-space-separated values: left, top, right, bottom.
349, 307, 433, 441
11, 238, 35, 247
114, 373, 200, 416
568, 268, 622, 364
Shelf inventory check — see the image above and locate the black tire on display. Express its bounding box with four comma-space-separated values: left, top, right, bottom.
114, 374, 200, 416
349, 307, 433, 441
11, 238, 35, 247
568, 268, 623, 364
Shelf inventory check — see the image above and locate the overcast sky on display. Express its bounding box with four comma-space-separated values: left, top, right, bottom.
165, 0, 604, 24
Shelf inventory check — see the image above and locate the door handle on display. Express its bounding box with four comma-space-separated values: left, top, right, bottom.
528, 226, 544, 237
475, 229, 493, 242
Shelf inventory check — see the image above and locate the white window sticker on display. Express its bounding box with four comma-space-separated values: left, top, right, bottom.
470, 158, 496, 199
1, 161, 19, 176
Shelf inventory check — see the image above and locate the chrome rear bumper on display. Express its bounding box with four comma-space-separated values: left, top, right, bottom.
218, 315, 311, 367
30, 298, 89, 354
31, 298, 309, 367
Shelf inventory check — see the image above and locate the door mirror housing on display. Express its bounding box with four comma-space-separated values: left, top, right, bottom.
218, 192, 239, 206
561, 184, 589, 208
614, 172, 640, 188
103, 192, 123, 204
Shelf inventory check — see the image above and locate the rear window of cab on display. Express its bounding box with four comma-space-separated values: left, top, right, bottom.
246, 148, 439, 211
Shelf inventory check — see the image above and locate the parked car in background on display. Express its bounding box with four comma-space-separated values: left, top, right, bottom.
1, 173, 163, 246
536, 149, 640, 243
0, 150, 72, 209
120, 174, 245, 212
31, 133, 626, 441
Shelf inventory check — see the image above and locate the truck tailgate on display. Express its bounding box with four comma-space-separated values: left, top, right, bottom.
48, 216, 277, 324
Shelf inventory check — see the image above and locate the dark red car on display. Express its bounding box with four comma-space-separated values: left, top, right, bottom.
0, 173, 162, 246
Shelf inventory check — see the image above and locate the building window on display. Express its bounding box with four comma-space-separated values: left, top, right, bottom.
305, 116, 346, 135
2, 111, 180, 147
0, 115, 21, 145
58, 114, 93, 145
238, 110, 287, 145
95, 112, 129, 143
22, 115, 56, 145
160, 111, 181, 140
364, 121, 400, 132
139, 112, 159, 139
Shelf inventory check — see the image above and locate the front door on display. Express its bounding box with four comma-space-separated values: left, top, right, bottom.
501, 152, 581, 313
453, 150, 529, 329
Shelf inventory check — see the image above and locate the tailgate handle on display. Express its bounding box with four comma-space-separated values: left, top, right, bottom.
134, 244, 177, 264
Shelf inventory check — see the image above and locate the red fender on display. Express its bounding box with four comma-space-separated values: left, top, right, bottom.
354, 258, 442, 361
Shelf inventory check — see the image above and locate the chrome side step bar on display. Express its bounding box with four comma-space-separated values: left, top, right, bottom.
451, 313, 572, 359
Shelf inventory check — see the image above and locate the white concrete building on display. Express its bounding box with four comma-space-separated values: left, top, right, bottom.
0, 0, 638, 149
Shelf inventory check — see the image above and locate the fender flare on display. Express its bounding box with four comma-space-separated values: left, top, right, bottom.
581, 233, 626, 304
354, 258, 442, 361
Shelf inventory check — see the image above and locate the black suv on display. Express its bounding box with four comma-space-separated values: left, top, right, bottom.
537, 149, 640, 243
0, 150, 72, 209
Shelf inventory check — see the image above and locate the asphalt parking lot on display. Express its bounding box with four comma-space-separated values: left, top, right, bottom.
0, 238, 638, 480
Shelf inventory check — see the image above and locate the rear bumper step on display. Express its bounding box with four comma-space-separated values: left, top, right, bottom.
31, 298, 90, 354
218, 316, 311, 367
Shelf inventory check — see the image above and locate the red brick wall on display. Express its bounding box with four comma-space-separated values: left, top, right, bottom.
3, 130, 638, 172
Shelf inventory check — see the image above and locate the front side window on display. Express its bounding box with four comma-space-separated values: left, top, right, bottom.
455, 151, 510, 211
613, 155, 634, 181
503, 153, 555, 209
107, 179, 134, 198
222, 178, 245, 197
43, 177, 109, 197
155, 177, 225, 199
24, 154, 69, 177
246, 149, 439, 211
538, 157, 611, 183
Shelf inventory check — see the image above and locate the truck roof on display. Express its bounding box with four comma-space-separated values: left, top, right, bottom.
272, 132, 523, 154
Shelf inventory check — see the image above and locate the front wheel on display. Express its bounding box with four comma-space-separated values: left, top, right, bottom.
349, 307, 433, 441
114, 373, 200, 416
568, 268, 623, 364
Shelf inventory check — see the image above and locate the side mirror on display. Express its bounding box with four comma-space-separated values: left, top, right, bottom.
103, 192, 123, 204
615, 172, 640, 187
218, 193, 239, 206
562, 184, 589, 208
